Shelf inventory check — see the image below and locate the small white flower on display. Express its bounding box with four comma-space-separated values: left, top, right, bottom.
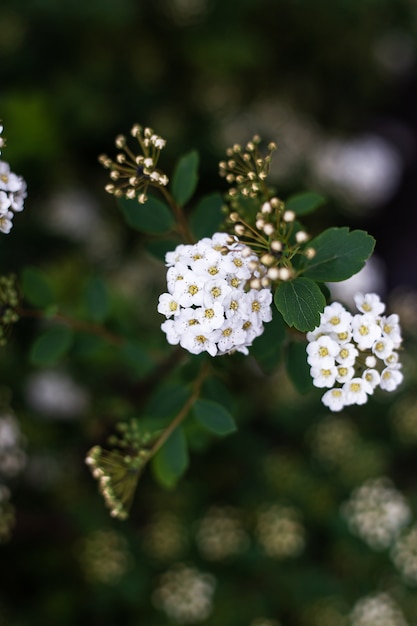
321, 388, 346, 412
343, 377, 373, 405
0, 190, 11, 214
336, 365, 355, 384
379, 367, 404, 392
381, 313, 402, 348
217, 321, 246, 354
385, 351, 400, 367
306, 335, 339, 368
372, 335, 395, 360
0, 210, 13, 234
310, 364, 338, 388
203, 278, 232, 306
198, 302, 225, 332
160, 319, 181, 345
321, 302, 352, 333
180, 325, 219, 357
335, 342, 358, 366
242, 289, 273, 325
354, 292, 386, 316
352, 313, 382, 350
362, 368, 381, 390
166, 261, 189, 293
157, 293, 181, 317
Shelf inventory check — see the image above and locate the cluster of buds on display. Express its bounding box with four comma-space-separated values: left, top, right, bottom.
227, 197, 315, 287
85, 420, 157, 519
99, 124, 169, 204
0, 275, 19, 346
219, 135, 276, 199
219, 137, 315, 288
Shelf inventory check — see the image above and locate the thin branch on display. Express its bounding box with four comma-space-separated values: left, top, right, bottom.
17, 307, 124, 346
149, 361, 210, 457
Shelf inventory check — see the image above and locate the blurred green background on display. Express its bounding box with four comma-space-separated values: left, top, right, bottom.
1, 0, 417, 624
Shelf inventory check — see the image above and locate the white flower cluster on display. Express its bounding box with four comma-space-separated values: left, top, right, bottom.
341, 477, 411, 550
349, 592, 408, 626
152, 563, 216, 624
0, 126, 27, 234
158, 233, 273, 356
391, 523, 417, 585
306, 293, 403, 411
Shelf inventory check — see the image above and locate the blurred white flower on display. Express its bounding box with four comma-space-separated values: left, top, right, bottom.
312, 135, 402, 208
153, 563, 216, 623
342, 477, 411, 550
349, 592, 408, 626
25, 370, 89, 419
391, 523, 417, 585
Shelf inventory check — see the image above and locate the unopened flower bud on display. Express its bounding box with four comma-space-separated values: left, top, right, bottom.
250, 278, 261, 290
234, 224, 245, 236
295, 230, 309, 243
256, 218, 265, 230
283, 210, 296, 222
263, 223, 275, 236
260, 254, 275, 266
267, 267, 280, 281
115, 134, 126, 148
270, 240, 282, 253
305, 247, 316, 259
261, 202, 272, 214
278, 267, 292, 281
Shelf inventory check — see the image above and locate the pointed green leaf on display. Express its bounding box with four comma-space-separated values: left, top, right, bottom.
152, 426, 188, 488
274, 277, 326, 332
30, 325, 74, 366
118, 195, 175, 234
285, 192, 326, 216
21, 267, 54, 308
303, 227, 375, 282
171, 150, 199, 205
190, 192, 224, 239
285, 340, 313, 394
84, 276, 109, 322
193, 399, 237, 436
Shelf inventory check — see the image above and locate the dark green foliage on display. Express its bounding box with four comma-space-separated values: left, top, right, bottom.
171, 150, 199, 206
303, 228, 376, 282
274, 277, 326, 332
119, 196, 176, 234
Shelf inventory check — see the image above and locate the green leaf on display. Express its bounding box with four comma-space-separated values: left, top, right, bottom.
152, 426, 188, 488
303, 227, 376, 282
189, 192, 224, 239
21, 267, 54, 308
285, 192, 326, 216
285, 340, 313, 394
193, 399, 237, 436
274, 277, 326, 332
119, 195, 175, 234
171, 150, 199, 205
146, 383, 190, 420
250, 308, 286, 373
30, 325, 74, 366
120, 341, 154, 378
84, 276, 109, 322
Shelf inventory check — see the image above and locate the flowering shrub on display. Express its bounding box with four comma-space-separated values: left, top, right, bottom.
0, 121, 404, 525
